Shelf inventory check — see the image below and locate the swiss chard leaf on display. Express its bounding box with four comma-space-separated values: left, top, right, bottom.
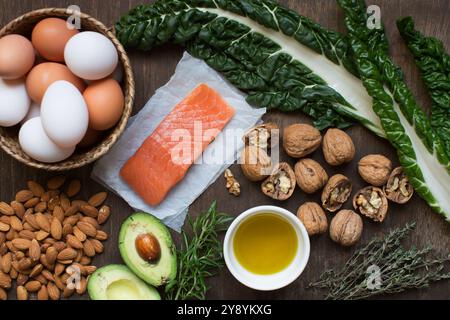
116, 0, 384, 134
397, 16, 450, 158
337, 0, 450, 220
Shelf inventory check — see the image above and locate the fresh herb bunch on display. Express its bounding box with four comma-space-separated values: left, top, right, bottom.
310, 223, 450, 300
165, 201, 234, 300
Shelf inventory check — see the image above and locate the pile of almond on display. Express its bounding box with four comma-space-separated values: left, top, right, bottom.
0, 176, 110, 300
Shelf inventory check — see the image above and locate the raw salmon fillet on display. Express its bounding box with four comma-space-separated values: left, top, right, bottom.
120, 83, 235, 206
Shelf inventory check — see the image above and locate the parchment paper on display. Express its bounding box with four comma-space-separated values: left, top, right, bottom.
91, 52, 266, 231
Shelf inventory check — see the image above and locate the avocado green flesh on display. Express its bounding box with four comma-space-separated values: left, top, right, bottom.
88, 264, 160, 300
119, 213, 177, 287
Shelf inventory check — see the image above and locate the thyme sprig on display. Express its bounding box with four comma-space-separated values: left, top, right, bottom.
310, 223, 450, 300
165, 201, 234, 300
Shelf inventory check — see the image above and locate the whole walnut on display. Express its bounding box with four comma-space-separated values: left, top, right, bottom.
329, 209, 363, 247
283, 123, 321, 158
294, 158, 328, 194
358, 154, 392, 186
322, 128, 355, 166
240, 146, 272, 182
297, 202, 328, 236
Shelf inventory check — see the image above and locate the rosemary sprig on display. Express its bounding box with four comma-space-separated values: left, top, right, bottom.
310, 222, 450, 300
165, 201, 234, 300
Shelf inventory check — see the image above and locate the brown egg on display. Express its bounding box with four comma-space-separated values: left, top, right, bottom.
26, 62, 85, 103
0, 34, 35, 79
78, 128, 103, 148
84, 79, 124, 130
32, 18, 79, 62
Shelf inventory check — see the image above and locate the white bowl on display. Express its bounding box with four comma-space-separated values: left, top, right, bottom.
223, 205, 310, 291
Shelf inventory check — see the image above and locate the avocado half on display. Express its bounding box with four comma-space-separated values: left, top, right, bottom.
119, 213, 177, 287
87, 264, 161, 300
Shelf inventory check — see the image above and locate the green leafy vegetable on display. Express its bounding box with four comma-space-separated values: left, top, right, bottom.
397, 16, 450, 158
310, 222, 450, 300
337, 0, 450, 219
116, 0, 384, 134
165, 201, 233, 300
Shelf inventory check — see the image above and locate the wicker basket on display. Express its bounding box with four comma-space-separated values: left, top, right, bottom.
0, 8, 134, 171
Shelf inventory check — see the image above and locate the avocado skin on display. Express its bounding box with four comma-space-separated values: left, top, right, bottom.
87, 264, 161, 300
119, 213, 177, 287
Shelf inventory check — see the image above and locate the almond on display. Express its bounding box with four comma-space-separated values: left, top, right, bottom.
83, 240, 96, 257
0, 222, 10, 232
16, 273, 28, 286
47, 282, 60, 300
16, 285, 28, 300
63, 286, 75, 298
18, 230, 35, 241
10, 201, 25, 219
60, 193, 71, 211
17, 258, 32, 271
90, 239, 104, 254
62, 224, 73, 238
34, 273, 48, 285
0, 215, 9, 224
15, 251, 25, 260
9, 265, 17, 279
80, 216, 99, 229
25, 280, 41, 292
0, 233, 4, 246
9, 216, 23, 231
76, 221, 97, 238
37, 285, 49, 300
48, 196, 60, 211
80, 205, 98, 218
66, 180, 81, 198
88, 192, 107, 207
80, 256, 91, 266
54, 274, 66, 290
24, 197, 40, 208
27, 180, 45, 197
0, 287, 6, 300
35, 230, 49, 241
64, 205, 79, 217
34, 201, 47, 213
24, 213, 39, 230
47, 176, 66, 190
36, 213, 51, 232
0, 252, 11, 273
15, 190, 34, 203
0, 272, 12, 289
42, 269, 55, 282
50, 218, 63, 240
82, 265, 97, 276
97, 205, 110, 224
0, 202, 14, 216
66, 234, 83, 250
76, 276, 87, 295
95, 230, 108, 241
6, 229, 17, 241
29, 239, 41, 261
46, 247, 58, 265
55, 263, 65, 276
11, 238, 31, 250
43, 237, 56, 245
73, 226, 86, 242
52, 205, 65, 223
40, 254, 52, 270
29, 263, 43, 278
53, 242, 66, 252
71, 200, 89, 207
57, 248, 77, 261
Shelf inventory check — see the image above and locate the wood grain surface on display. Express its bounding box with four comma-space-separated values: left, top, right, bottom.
0, 0, 449, 300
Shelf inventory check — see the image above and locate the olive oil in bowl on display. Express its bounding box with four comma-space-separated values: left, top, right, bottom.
233, 213, 298, 275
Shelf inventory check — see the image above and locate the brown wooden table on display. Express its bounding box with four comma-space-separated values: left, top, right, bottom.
0, 0, 449, 300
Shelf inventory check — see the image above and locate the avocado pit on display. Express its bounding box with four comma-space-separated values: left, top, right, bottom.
135, 233, 161, 263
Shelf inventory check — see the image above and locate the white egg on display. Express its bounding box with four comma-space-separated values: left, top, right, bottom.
21, 101, 40, 125
19, 117, 75, 163
0, 78, 30, 127
64, 31, 118, 80
41, 80, 88, 148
